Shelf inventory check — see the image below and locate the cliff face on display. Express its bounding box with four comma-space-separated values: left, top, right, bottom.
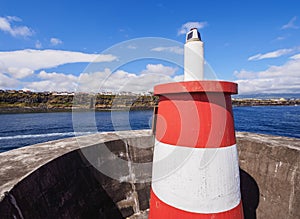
0, 92, 158, 113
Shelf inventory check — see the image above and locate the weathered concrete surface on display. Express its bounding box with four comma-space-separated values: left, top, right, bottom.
0, 130, 153, 218
0, 130, 299, 219
237, 132, 300, 219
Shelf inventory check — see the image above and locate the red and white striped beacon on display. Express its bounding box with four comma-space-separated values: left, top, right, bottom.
149, 28, 244, 218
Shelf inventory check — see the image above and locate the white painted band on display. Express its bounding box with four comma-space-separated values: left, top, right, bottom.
152, 140, 241, 213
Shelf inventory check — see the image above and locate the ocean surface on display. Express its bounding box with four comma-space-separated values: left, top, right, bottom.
0, 106, 299, 153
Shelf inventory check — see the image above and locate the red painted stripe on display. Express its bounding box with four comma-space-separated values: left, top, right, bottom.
155, 92, 236, 148
154, 81, 238, 95
149, 189, 244, 219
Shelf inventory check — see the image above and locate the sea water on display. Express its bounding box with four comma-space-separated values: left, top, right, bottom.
0, 106, 299, 153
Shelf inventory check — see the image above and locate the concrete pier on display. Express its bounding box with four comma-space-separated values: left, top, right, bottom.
0, 130, 299, 218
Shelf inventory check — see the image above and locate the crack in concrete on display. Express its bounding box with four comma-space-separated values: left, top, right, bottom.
125, 140, 140, 214
5, 192, 24, 219
288, 165, 298, 218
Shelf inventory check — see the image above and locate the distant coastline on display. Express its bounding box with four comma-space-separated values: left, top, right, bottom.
0, 90, 299, 113
231, 98, 299, 107
0, 90, 156, 113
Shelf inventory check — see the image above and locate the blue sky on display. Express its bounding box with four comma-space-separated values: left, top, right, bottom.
0, 0, 299, 94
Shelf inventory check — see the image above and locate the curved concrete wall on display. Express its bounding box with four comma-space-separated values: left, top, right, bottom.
236, 132, 300, 218
0, 130, 153, 219
0, 130, 299, 219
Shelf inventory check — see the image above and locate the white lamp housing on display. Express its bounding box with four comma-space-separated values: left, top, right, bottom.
184, 28, 204, 81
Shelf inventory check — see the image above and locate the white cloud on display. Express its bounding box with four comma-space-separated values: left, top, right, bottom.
0, 16, 34, 37
234, 69, 258, 79
6, 16, 22, 22
24, 70, 78, 92
151, 46, 184, 55
0, 72, 19, 89
173, 75, 184, 82
25, 80, 75, 92
22, 64, 180, 92
78, 68, 111, 92
78, 64, 179, 93
291, 53, 300, 59
7, 67, 33, 79
178, 21, 208, 35
235, 54, 300, 94
141, 64, 178, 76
0, 56, 182, 93
116, 73, 173, 93
50, 37, 63, 46
35, 40, 42, 49
248, 48, 295, 61
38, 70, 77, 81
281, 16, 299, 30
0, 49, 117, 79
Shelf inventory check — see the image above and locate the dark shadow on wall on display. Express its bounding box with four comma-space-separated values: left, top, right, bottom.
0, 150, 124, 219
240, 168, 260, 219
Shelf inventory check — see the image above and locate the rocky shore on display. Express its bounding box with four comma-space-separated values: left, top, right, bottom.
0, 91, 299, 113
